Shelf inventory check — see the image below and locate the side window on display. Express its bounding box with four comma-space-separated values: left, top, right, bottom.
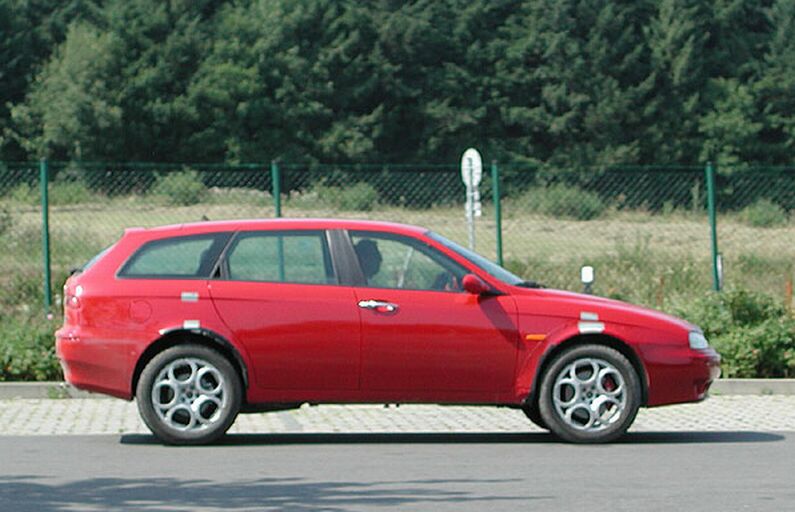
350, 231, 467, 291
119, 233, 230, 278
226, 231, 335, 284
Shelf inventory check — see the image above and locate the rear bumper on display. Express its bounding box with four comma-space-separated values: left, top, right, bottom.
55, 327, 134, 400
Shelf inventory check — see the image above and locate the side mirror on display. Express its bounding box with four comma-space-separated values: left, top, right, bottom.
462, 274, 490, 295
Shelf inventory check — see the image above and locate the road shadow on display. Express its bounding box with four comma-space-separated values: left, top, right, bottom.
120, 430, 785, 446
0, 475, 541, 512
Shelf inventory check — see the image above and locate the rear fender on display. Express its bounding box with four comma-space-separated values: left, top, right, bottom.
131, 327, 250, 398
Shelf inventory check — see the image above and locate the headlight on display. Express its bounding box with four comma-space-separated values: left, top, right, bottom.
689, 331, 709, 350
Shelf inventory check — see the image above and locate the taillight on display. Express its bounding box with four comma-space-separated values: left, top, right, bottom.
66, 294, 82, 309
65, 283, 83, 309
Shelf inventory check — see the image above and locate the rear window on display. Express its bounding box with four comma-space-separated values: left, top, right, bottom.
118, 233, 231, 279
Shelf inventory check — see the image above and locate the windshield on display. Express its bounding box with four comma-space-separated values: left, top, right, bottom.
427, 231, 524, 286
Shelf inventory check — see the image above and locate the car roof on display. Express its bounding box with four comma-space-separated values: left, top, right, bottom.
125, 218, 429, 238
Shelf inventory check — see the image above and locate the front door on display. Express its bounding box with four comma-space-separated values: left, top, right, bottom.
209, 230, 360, 391
349, 231, 519, 396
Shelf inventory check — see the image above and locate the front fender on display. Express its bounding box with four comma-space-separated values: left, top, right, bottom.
513, 318, 646, 404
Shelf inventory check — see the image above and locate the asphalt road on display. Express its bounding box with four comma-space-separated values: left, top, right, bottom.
1, 431, 793, 511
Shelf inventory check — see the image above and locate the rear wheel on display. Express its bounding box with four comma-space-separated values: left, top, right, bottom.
538, 344, 640, 443
136, 344, 242, 445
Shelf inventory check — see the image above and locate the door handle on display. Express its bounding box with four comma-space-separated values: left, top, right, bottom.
358, 299, 399, 313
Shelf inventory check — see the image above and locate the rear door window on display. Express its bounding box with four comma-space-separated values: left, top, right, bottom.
118, 233, 231, 279
225, 230, 335, 284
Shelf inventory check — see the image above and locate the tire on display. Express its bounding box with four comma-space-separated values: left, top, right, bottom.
538, 344, 640, 443
136, 344, 242, 445
521, 404, 548, 431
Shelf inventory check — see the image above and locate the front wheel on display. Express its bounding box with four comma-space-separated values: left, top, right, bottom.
136, 344, 242, 445
521, 404, 548, 430
538, 344, 641, 443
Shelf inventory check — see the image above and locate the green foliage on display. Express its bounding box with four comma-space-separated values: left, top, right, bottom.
152, 170, 207, 206
0, 206, 10, 236
0, 268, 43, 310
315, 182, 380, 212
753, 0, 795, 163
698, 78, 762, 168
5, 183, 38, 205
8, 22, 121, 160
706, 321, 795, 378
671, 290, 795, 378
0, 315, 62, 381
517, 184, 606, 220
2, 1, 794, 165
739, 199, 789, 228
49, 180, 94, 205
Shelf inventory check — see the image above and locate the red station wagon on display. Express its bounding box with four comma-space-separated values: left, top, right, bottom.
56, 219, 721, 444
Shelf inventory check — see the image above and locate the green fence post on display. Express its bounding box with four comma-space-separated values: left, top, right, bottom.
705, 161, 721, 291
491, 160, 503, 266
271, 161, 282, 218
40, 158, 53, 314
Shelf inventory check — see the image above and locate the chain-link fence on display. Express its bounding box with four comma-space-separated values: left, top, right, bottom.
0, 162, 44, 310
1, 160, 793, 315
278, 163, 499, 262
499, 165, 715, 306
714, 167, 795, 300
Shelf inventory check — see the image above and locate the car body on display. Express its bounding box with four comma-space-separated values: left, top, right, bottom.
56, 218, 720, 444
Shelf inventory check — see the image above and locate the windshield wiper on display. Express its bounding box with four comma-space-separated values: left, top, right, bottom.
516, 280, 545, 288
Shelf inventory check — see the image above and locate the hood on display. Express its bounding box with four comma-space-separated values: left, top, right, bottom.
511, 286, 696, 333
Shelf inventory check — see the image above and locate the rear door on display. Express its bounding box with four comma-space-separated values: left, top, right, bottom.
209, 230, 360, 391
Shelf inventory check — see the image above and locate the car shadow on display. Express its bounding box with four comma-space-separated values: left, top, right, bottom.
621, 431, 786, 444
120, 430, 785, 446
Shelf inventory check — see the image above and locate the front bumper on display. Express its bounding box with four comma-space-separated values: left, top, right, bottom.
645, 345, 721, 407
691, 346, 722, 399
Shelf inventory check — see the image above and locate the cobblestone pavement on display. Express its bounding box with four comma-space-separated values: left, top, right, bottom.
0, 395, 793, 436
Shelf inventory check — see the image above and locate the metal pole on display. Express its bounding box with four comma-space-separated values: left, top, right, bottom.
491, 160, 503, 266
271, 161, 281, 218
277, 235, 286, 281
466, 161, 475, 250
705, 161, 721, 291
40, 158, 52, 314
270, 161, 285, 278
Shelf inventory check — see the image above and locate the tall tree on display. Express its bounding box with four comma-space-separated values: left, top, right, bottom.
8, 23, 121, 159
754, 0, 795, 164
0, 0, 105, 159
493, 0, 656, 168
643, 0, 712, 163
106, 0, 224, 161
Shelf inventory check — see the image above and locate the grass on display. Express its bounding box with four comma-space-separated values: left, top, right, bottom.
0, 185, 793, 380
1, 187, 793, 308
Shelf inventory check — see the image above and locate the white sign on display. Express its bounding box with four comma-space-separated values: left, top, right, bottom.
460, 148, 483, 187
461, 148, 483, 249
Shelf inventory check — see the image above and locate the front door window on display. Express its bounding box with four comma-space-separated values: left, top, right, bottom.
350, 232, 467, 292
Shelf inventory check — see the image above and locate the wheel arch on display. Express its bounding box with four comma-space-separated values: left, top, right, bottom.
525, 334, 649, 410
131, 328, 249, 399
